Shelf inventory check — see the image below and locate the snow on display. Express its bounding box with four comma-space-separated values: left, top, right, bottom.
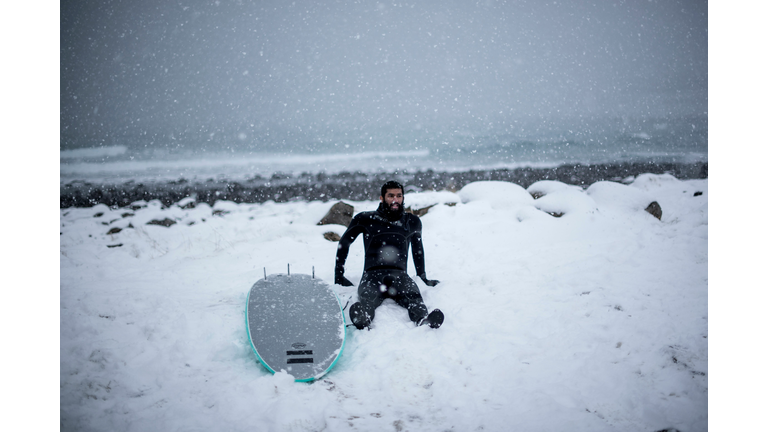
457, 181, 534, 209
527, 179, 584, 198
60, 175, 708, 431
586, 181, 656, 213
532, 187, 598, 217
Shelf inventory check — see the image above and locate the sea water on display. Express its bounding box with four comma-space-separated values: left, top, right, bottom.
60, 115, 707, 185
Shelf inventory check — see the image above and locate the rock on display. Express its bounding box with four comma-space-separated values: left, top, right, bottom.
587, 181, 660, 220
147, 218, 177, 227
405, 204, 435, 217
458, 181, 534, 210
318, 202, 354, 227
645, 201, 662, 220
534, 189, 597, 218
129, 200, 148, 211
107, 227, 122, 235
177, 196, 196, 209
323, 232, 341, 242
527, 180, 581, 200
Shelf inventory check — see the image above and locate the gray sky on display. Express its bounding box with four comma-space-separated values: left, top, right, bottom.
60, 0, 707, 149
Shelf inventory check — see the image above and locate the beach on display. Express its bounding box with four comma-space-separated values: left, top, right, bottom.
60, 172, 708, 431
60, 161, 707, 208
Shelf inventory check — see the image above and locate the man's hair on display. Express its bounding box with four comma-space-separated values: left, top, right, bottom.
380, 180, 404, 198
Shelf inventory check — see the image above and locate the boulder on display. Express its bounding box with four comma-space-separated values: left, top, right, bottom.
645, 201, 663, 220
323, 232, 341, 242
147, 218, 177, 227
533, 189, 597, 218
587, 181, 662, 220
318, 202, 354, 227
178, 196, 196, 209
458, 181, 533, 210
527, 180, 581, 199
405, 204, 436, 217
129, 200, 148, 211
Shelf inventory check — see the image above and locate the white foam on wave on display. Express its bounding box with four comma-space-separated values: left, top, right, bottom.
60, 145, 128, 159
60, 149, 433, 182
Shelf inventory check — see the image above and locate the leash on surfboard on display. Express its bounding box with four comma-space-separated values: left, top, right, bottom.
342, 295, 359, 328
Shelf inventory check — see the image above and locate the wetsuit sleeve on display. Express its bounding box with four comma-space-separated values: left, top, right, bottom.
335, 215, 364, 285
411, 217, 439, 287
411, 230, 427, 278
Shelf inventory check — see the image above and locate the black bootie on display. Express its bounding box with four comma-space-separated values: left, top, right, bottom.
349, 302, 371, 330
420, 309, 444, 329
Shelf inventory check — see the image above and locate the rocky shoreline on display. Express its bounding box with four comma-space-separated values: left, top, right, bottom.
60, 161, 707, 208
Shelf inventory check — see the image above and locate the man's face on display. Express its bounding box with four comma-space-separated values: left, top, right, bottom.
381, 188, 404, 211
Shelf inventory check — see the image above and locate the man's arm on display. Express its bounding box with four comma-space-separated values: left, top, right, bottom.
335, 216, 363, 286
410, 219, 439, 287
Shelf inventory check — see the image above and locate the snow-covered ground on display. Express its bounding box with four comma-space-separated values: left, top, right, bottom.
60, 174, 708, 431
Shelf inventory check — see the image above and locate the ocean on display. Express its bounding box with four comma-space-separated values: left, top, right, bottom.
60, 115, 707, 207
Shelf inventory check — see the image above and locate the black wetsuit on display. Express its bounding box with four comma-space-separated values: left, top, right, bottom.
335, 202, 440, 329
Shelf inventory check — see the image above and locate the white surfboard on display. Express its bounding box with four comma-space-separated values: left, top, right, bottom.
246, 273, 346, 382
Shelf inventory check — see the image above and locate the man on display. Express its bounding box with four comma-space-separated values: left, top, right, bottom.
335, 180, 444, 330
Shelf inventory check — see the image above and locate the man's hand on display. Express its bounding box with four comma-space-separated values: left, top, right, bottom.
419, 274, 440, 287
336, 275, 354, 287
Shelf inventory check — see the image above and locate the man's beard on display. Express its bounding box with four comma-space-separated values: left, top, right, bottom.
378, 200, 404, 221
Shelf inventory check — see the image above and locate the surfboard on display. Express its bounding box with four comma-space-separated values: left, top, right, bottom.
245, 273, 346, 382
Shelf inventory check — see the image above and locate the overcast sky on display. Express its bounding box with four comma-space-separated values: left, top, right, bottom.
60, 0, 707, 149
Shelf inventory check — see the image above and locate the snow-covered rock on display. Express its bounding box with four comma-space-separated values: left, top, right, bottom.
457, 181, 534, 209
587, 181, 657, 212
533, 188, 597, 217
527, 180, 583, 199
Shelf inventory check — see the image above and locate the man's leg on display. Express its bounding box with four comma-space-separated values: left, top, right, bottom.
391, 273, 443, 328
350, 271, 385, 329
391, 274, 429, 324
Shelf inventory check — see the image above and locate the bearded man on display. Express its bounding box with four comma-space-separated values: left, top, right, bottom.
335, 180, 444, 330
